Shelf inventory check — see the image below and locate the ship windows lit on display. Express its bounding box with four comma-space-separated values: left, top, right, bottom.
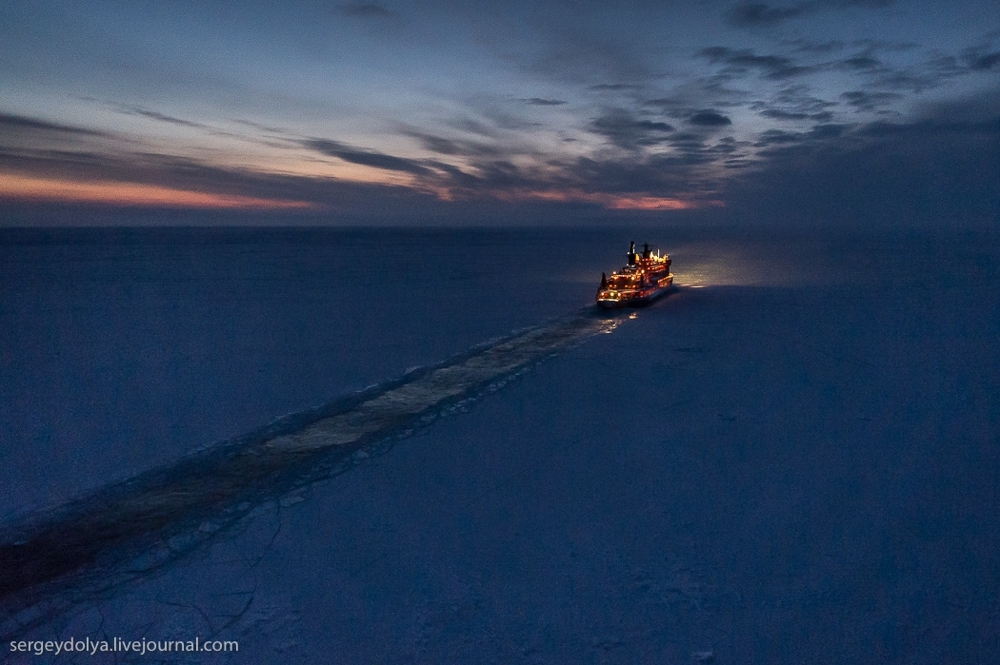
596, 241, 673, 308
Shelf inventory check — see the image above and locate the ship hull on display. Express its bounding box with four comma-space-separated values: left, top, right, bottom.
596, 276, 674, 309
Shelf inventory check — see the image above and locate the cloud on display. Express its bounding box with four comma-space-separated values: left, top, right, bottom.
4, 73, 996, 225
0, 106, 725, 216
753, 122, 848, 147
699, 47, 813, 79
709, 39, 983, 101
862, 51, 972, 93
967, 51, 1000, 71
808, 123, 848, 139
727, 2, 811, 27
590, 111, 675, 149
406, 133, 464, 156
546, 150, 723, 200
841, 90, 901, 112
785, 39, 846, 53
750, 86, 837, 121
520, 98, 567, 106
298, 135, 560, 197
837, 55, 882, 70
844, 0, 894, 6
0, 113, 108, 138
400, 129, 507, 160
0, 130, 725, 215
727, 0, 895, 28
335, 3, 397, 19
754, 129, 802, 146
231, 118, 289, 134
588, 83, 644, 92
727, 98, 1000, 226
445, 117, 500, 139
688, 110, 732, 126
857, 117, 1000, 139
524, 26, 656, 88
302, 138, 433, 175
0, 144, 446, 216
759, 109, 833, 121
117, 106, 208, 128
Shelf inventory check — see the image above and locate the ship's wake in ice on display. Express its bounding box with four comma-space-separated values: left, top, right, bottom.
0, 308, 623, 640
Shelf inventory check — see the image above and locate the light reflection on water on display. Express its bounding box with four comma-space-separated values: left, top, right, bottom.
669, 238, 843, 288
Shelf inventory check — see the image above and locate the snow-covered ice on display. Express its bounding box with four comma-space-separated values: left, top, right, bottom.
1, 226, 997, 662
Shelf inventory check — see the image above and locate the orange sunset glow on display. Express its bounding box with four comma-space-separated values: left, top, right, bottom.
0, 174, 314, 210
491, 188, 716, 211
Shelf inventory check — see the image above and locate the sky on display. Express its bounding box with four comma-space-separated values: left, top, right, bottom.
0, 0, 998, 226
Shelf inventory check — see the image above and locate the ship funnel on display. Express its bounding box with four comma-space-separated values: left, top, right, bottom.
627, 241, 637, 265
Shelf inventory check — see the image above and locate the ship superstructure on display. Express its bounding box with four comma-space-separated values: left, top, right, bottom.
596, 241, 674, 308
